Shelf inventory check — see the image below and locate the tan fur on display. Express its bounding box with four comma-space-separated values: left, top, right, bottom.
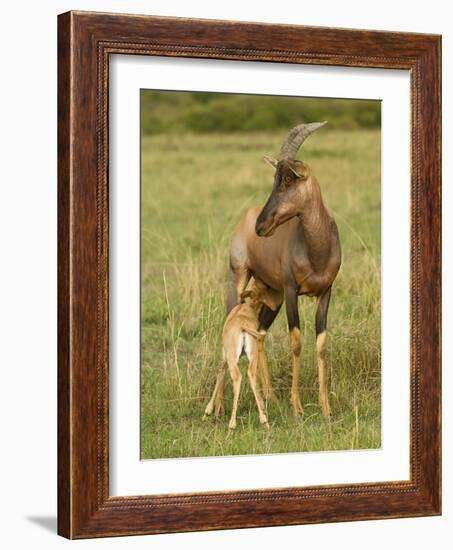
316, 331, 331, 417
256, 338, 275, 401
289, 327, 304, 416
204, 280, 274, 429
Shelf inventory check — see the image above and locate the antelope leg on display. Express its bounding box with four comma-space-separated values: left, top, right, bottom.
316, 287, 332, 417
227, 353, 242, 430
285, 285, 304, 416
203, 361, 227, 419
247, 345, 269, 427
257, 303, 282, 401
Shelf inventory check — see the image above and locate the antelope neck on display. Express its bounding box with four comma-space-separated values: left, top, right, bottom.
297, 185, 332, 267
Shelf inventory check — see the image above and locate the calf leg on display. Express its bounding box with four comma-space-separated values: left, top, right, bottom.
257, 339, 273, 400
203, 361, 227, 419
227, 352, 242, 430
257, 303, 282, 401
285, 285, 304, 416
316, 287, 332, 417
247, 341, 269, 427
214, 373, 226, 417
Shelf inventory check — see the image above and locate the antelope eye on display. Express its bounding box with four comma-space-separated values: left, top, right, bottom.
284, 176, 292, 184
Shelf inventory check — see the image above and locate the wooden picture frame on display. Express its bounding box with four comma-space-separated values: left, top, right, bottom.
58, 10, 441, 539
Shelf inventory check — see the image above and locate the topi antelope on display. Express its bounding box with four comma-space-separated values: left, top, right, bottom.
228, 122, 341, 417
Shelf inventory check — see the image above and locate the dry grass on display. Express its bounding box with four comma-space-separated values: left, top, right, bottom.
140, 129, 381, 459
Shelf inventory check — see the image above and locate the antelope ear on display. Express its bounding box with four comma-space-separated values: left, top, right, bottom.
289, 166, 302, 179
263, 156, 278, 169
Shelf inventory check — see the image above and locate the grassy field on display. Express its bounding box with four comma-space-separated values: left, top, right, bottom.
140, 129, 381, 459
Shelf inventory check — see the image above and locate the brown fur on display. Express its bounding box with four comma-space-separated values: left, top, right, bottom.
229, 156, 341, 417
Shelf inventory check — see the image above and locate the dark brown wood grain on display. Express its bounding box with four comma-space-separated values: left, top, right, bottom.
57, 10, 441, 539
57, 11, 71, 537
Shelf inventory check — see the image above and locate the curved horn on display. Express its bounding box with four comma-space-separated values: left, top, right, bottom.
279, 121, 327, 160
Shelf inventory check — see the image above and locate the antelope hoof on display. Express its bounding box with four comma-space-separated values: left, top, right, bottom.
203, 404, 213, 418
321, 401, 332, 417
291, 395, 304, 417
228, 419, 237, 430
259, 414, 269, 426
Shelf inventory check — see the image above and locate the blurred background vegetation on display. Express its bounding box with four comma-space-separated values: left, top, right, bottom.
141, 90, 381, 135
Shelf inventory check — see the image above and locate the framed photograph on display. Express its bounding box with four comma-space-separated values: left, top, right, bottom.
58, 11, 441, 538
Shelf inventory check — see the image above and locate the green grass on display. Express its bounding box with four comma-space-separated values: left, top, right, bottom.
140, 129, 381, 459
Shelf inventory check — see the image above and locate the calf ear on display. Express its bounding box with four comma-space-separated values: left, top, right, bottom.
240, 289, 253, 301
262, 288, 283, 311
263, 156, 278, 169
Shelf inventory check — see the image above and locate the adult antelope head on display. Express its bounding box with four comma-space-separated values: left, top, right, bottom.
255, 122, 327, 237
